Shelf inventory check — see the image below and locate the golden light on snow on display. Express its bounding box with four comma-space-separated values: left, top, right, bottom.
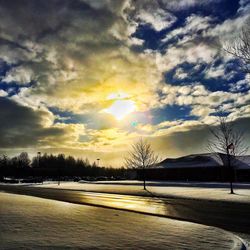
105, 99, 136, 120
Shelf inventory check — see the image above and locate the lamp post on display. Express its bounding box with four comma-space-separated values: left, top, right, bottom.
37, 152, 41, 168
96, 158, 100, 167
37, 152, 42, 183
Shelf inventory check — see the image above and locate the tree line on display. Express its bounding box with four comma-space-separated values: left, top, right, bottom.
0, 152, 128, 179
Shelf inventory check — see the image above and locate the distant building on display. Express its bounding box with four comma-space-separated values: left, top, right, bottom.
138, 153, 250, 182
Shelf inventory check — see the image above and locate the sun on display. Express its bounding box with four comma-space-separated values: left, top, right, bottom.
105, 99, 136, 120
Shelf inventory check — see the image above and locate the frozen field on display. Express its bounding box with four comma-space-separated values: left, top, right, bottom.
0, 192, 245, 250
35, 181, 250, 204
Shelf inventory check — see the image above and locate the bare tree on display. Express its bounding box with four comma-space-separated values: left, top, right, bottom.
17, 152, 31, 169
207, 117, 248, 194
224, 18, 250, 73
124, 139, 159, 190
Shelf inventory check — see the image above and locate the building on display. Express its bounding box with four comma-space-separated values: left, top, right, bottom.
138, 153, 250, 182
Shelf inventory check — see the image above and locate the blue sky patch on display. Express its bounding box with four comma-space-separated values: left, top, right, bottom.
152, 105, 198, 124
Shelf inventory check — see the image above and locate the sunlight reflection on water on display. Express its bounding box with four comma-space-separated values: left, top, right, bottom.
79, 192, 169, 215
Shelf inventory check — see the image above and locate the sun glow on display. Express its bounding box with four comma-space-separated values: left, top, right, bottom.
105, 99, 136, 120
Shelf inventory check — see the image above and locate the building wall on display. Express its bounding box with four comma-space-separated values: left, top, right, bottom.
137, 167, 250, 182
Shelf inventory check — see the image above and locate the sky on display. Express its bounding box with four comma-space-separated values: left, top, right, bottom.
0, 0, 250, 166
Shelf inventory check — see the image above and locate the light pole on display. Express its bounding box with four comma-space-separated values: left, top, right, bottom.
37, 152, 41, 168
37, 152, 42, 183
96, 158, 100, 167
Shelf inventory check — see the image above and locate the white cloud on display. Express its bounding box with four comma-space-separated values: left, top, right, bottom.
160, 82, 248, 119
191, 105, 213, 117
161, 43, 218, 72
137, 8, 177, 31
238, 0, 250, 15
163, 0, 222, 10
206, 14, 250, 44
0, 90, 8, 97
2, 66, 34, 84
230, 78, 250, 92
205, 64, 225, 79
163, 15, 212, 43
174, 68, 188, 79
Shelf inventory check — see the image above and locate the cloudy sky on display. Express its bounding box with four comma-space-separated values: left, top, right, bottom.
0, 0, 249, 166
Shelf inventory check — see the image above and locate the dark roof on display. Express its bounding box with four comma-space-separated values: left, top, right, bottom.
157, 153, 250, 169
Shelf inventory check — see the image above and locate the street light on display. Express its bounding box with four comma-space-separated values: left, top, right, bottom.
37, 152, 42, 183
96, 158, 100, 166
37, 152, 41, 168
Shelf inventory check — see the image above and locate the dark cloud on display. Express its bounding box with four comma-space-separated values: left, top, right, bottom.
150, 117, 250, 157
0, 0, 116, 39
0, 0, 125, 49
0, 97, 63, 147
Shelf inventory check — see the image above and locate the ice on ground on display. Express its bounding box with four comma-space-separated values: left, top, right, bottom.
0, 192, 243, 250
36, 181, 250, 204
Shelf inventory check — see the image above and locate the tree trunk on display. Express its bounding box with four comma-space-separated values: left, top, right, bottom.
58, 167, 60, 186
227, 149, 234, 194
143, 168, 146, 190
230, 180, 234, 194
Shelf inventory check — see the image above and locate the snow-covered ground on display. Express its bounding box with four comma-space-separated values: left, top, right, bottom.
0, 192, 245, 250
34, 181, 250, 204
